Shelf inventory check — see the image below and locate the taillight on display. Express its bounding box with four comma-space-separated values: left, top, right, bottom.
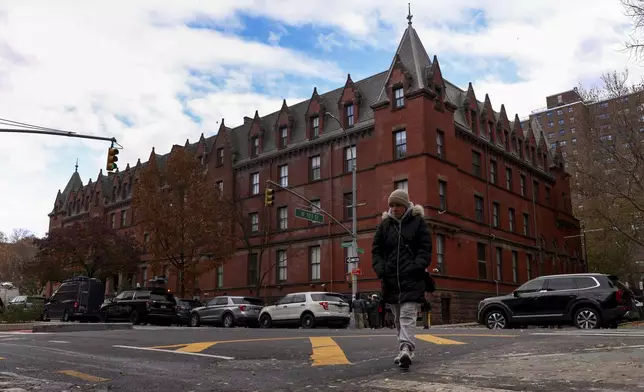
319, 301, 329, 311
238, 305, 246, 311
73, 301, 78, 309
616, 289, 624, 304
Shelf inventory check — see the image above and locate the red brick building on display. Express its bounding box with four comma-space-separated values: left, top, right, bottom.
48, 19, 583, 323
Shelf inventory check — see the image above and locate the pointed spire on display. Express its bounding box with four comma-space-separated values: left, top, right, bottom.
313, 86, 318, 95
136, 158, 141, 166
281, 98, 288, 109
221, 118, 225, 127
125, 163, 130, 171
75, 158, 79, 173
407, 2, 413, 25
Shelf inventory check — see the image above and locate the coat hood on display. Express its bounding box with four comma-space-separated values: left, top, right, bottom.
381, 203, 424, 220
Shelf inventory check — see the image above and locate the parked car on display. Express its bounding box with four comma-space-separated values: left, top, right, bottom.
258, 291, 350, 329
189, 296, 263, 328
175, 298, 203, 326
42, 276, 105, 322
477, 273, 634, 330
100, 287, 177, 325
7, 295, 46, 309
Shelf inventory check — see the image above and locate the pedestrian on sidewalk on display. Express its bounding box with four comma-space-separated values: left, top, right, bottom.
372, 189, 432, 368
352, 293, 367, 328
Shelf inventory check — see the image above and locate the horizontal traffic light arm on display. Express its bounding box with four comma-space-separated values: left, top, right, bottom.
265, 179, 353, 237
0, 128, 120, 146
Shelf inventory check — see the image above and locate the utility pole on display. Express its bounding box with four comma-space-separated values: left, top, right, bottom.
325, 113, 359, 301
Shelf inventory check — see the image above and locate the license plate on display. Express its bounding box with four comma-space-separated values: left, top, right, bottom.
160, 305, 166, 309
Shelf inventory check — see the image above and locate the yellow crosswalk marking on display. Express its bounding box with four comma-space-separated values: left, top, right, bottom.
309, 337, 351, 366
57, 370, 109, 382
176, 341, 218, 353
416, 334, 466, 345
148, 343, 191, 349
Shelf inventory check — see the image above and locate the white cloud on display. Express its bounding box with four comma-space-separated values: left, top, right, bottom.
0, 0, 641, 236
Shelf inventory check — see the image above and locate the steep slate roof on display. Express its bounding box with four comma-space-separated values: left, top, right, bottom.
52, 16, 557, 218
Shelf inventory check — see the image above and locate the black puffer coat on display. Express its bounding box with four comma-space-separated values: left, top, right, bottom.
371, 204, 432, 305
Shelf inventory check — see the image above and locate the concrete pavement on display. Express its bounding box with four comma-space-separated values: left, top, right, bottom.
0, 326, 642, 391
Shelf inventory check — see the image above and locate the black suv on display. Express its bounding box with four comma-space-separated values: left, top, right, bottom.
100, 287, 177, 325
477, 273, 633, 330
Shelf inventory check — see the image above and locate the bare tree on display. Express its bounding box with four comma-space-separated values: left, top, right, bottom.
568, 70, 644, 277
623, 0, 644, 61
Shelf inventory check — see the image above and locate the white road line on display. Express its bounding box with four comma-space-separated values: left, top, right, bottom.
48, 340, 70, 344
112, 345, 234, 360
532, 332, 644, 337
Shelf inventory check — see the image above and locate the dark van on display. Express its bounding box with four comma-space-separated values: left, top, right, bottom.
42, 276, 105, 322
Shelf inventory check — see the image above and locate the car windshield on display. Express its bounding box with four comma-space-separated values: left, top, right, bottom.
231, 297, 264, 306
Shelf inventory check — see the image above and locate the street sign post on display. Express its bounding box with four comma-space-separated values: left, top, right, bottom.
294, 208, 324, 224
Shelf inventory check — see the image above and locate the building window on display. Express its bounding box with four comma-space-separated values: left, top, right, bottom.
248, 253, 258, 286
394, 130, 407, 159
489, 160, 497, 184
311, 116, 319, 138
558, 119, 565, 125
496, 247, 503, 281
492, 202, 500, 227
251, 172, 259, 195
120, 210, 127, 227
572, 137, 577, 145
509, 208, 515, 232
278, 207, 288, 230
558, 129, 565, 136
143, 233, 150, 251
279, 164, 288, 187
216, 265, 224, 288
394, 179, 408, 192
310, 246, 321, 280
475, 196, 484, 222
251, 137, 259, 157
250, 212, 259, 233
438, 180, 447, 210
110, 213, 115, 229
310, 155, 321, 180
436, 235, 445, 273
523, 213, 530, 236
477, 243, 487, 279
344, 193, 353, 220
505, 168, 512, 190
345, 145, 356, 172
526, 254, 532, 279
216, 148, 224, 166
520, 175, 526, 197
512, 251, 518, 283
279, 127, 288, 148
436, 131, 445, 158
472, 151, 482, 177
346, 104, 354, 127
548, 132, 554, 139
277, 250, 287, 282
394, 87, 404, 108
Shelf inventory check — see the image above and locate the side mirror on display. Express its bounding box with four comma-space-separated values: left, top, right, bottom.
513, 291, 520, 297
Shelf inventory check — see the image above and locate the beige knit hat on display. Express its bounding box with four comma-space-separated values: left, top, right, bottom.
388, 189, 410, 206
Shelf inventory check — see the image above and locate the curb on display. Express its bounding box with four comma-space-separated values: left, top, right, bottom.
0, 323, 39, 332
418, 322, 480, 329
32, 323, 133, 333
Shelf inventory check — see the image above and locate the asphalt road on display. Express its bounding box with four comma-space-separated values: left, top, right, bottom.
0, 325, 644, 391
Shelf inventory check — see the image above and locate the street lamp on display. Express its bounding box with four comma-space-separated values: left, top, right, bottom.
325, 112, 358, 301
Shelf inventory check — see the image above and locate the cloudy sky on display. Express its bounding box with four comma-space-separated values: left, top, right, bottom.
0, 0, 638, 237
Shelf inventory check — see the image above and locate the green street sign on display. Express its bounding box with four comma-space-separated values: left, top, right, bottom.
357, 248, 365, 254
295, 208, 324, 224
341, 242, 352, 248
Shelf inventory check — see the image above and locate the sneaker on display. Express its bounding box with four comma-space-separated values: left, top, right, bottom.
399, 347, 412, 368
393, 352, 402, 365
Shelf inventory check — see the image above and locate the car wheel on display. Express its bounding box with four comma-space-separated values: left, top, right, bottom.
130, 310, 140, 325
100, 311, 108, 323
62, 309, 70, 322
189, 313, 200, 327
484, 309, 508, 329
301, 313, 316, 329
574, 307, 600, 329
222, 313, 235, 328
41, 310, 49, 322
259, 314, 272, 328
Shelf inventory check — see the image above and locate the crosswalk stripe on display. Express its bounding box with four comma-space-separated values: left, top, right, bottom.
416, 334, 466, 345
57, 370, 109, 382
309, 337, 351, 366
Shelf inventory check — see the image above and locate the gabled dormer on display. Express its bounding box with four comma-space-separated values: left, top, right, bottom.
498, 104, 511, 151
211, 120, 232, 167
337, 74, 362, 128
427, 55, 450, 112
275, 99, 295, 149
305, 87, 326, 139
465, 83, 480, 136
248, 110, 264, 158
386, 54, 413, 111
482, 94, 496, 143
194, 133, 208, 166
110, 168, 121, 203
121, 164, 132, 200
513, 114, 525, 159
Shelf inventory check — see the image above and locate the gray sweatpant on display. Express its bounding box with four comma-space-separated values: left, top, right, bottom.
390, 302, 419, 351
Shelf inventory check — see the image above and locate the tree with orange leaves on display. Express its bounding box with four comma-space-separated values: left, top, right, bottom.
133, 146, 236, 296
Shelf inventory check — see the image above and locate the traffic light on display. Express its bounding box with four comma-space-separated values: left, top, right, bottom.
106, 147, 119, 172
264, 187, 274, 207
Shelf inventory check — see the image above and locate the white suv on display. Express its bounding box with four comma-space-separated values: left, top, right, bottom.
258, 291, 350, 329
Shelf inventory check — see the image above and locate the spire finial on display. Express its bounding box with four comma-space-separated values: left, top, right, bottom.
75, 158, 79, 172
407, 3, 413, 25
